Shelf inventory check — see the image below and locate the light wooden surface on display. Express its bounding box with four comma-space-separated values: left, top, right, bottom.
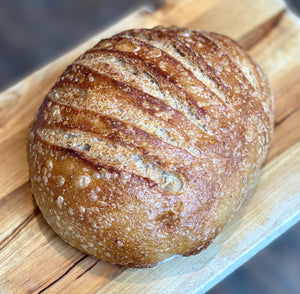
0, 0, 300, 293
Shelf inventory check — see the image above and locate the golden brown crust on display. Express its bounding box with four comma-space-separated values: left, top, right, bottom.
27, 26, 274, 268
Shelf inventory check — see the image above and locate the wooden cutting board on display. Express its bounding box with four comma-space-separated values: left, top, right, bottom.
0, 0, 299, 293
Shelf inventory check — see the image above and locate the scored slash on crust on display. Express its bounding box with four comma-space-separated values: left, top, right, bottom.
27, 26, 274, 267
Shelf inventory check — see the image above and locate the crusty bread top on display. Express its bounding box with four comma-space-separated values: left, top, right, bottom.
27, 26, 274, 267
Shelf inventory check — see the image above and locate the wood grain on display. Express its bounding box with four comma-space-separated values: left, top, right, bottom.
0, 0, 299, 293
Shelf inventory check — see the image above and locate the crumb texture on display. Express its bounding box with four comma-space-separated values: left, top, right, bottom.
27, 26, 274, 268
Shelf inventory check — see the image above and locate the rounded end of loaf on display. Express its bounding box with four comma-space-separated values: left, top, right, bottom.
27, 26, 274, 268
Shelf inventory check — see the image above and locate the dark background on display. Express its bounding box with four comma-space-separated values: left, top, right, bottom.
0, 1, 299, 293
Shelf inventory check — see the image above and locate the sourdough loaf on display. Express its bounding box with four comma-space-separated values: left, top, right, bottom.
27, 26, 274, 268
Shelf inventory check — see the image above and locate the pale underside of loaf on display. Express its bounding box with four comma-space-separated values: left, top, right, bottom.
27, 26, 274, 268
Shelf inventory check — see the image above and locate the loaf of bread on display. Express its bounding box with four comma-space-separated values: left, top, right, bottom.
27, 26, 274, 268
